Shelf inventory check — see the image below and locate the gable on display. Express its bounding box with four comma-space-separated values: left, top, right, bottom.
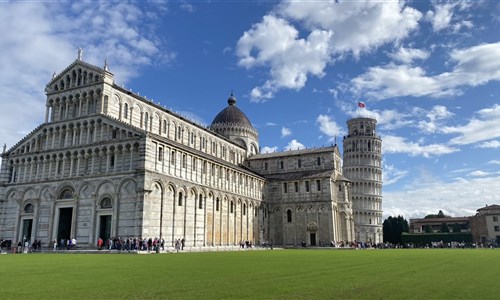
45, 60, 109, 94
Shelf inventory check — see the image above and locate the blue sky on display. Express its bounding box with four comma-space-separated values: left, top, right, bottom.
1, 0, 499, 219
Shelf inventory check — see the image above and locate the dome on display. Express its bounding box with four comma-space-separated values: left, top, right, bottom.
210, 94, 254, 129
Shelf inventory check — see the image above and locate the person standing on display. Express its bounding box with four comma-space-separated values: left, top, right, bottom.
53, 239, 57, 251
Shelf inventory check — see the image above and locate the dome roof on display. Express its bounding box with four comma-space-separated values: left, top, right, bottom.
210, 94, 253, 128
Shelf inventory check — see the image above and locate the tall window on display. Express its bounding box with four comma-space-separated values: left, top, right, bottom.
280, 161, 284, 169
317, 157, 321, 166
216, 198, 220, 211
298, 159, 302, 168
178, 193, 183, 206
294, 182, 299, 193
316, 180, 321, 191
123, 103, 128, 119
305, 181, 310, 192
198, 196, 203, 209
287, 209, 292, 223
230, 201, 234, 213
158, 147, 163, 161
171, 151, 176, 165
283, 182, 288, 193
264, 162, 268, 171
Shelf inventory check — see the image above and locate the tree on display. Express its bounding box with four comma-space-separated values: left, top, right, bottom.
452, 223, 462, 233
424, 225, 433, 233
383, 215, 410, 244
440, 222, 450, 233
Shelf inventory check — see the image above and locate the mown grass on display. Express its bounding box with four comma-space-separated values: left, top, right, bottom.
0, 249, 499, 299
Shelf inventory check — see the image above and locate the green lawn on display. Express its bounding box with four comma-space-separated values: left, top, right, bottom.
0, 249, 498, 299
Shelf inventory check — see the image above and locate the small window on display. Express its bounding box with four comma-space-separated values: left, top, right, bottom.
171, 151, 176, 165
287, 209, 292, 223
283, 183, 288, 193
216, 198, 220, 211
317, 157, 321, 166
294, 182, 299, 193
493, 216, 498, 222
338, 185, 342, 192
182, 154, 187, 168
110, 155, 115, 168
280, 161, 284, 169
243, 204, 246, 215
316, 180, 321, 192
495, 226, 500, 232
264, 162, 268, 171
198, 197, 203, 209
230, 201, 234, 213
298, 159, 302, 168
305, 181, 310, 192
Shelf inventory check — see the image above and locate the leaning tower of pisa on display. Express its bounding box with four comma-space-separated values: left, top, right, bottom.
342, 117, 383, 244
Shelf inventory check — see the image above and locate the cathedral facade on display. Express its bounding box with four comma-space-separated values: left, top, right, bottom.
0, 57, 382, 249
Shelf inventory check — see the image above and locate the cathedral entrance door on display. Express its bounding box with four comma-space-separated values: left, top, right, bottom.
22, 219, 33, 241
57, 207, 73, 242
99, 215, 112, 242
310, 233, 316, 246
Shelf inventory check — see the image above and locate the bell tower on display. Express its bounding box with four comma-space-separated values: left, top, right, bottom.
342, 117, 383, 244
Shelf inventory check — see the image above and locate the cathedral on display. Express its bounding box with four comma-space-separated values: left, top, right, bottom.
0, 55, 383, 249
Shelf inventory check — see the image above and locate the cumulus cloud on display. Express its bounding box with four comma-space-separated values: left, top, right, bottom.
281, 127, 292, 138
384, 175, 500, 219
0, 1, 170, 151
444, 104, 500, 145
352, 42, 500, 100
417, 105, 455, 133
477, 140, 500, 149
425, 0, 473, 32
382, 134, 459, 158
469, 170, 490, 177
316, 115, 343, 142
237, 1, 422, 101
284, 139, 305, 151
261, 146, 278, 154
237, 15, 331, 101
388, 47, 430, 64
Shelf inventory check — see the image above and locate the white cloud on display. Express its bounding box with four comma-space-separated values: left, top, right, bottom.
280, 1, 421, 57
426, 3, 455, 31
417, 105, 454, 133
477, 140, 500, 149
384, 176, 500, 219
261, 146, 278, 154
444, 104, 500, 145
382, 134, 459, 158
383, 164, 408, 185
237, 1, 422, 101
0, 2, 170, 151
316, 115, 343, 142
469, 170, 490, 177
284, 139, 305, 151
425, 1, 473, 32
488, 160, 500, 165
237, 15, 331, 101
389, 47, 430, 64
352, 42, 500, 100
281, 127, 292, 138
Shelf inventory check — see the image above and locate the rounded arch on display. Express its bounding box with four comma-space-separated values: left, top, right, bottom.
95, 179, 117, 196
55, 182, 76, 200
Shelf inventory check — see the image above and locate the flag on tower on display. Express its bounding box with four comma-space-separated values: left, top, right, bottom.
358, 102, 366, 108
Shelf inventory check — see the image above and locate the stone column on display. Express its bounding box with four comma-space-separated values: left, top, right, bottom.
45, 105, 50, 123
